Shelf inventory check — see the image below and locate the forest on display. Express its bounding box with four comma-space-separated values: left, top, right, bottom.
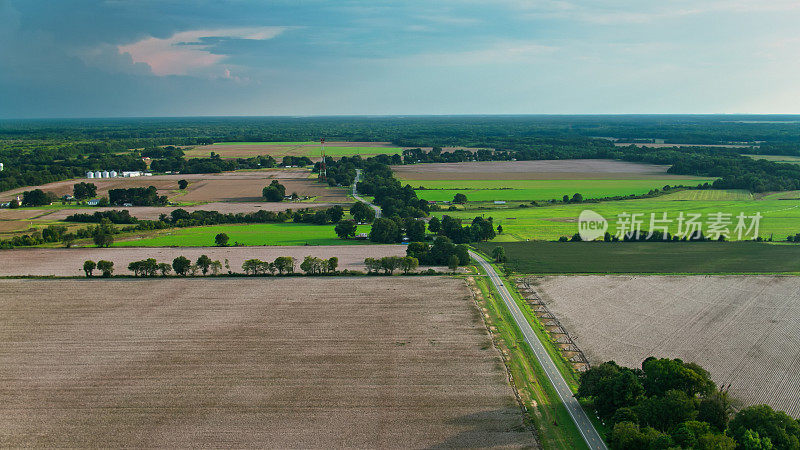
3, 116, 800, 193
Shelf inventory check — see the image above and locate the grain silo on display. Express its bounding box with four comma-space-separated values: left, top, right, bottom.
101, 170, 110, 178
94, 171, 102, 178
86, 171, 95, 179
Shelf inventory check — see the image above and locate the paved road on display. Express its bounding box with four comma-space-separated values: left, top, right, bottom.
470, 250, 607, 450
352, 169, 381, 218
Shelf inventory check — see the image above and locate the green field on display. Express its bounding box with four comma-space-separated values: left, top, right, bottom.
407, 179, 713, 202
653, 189, 753, 201
475, 241, 800, 273
202, 142, 403, 158
436, 196, 800, 241
113, 223, 371, 247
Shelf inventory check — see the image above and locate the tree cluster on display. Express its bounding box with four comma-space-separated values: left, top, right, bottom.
108, 186, 167, 206
364, 256, 419, 274
580, 358, 800, 449
406, 237, 470, 267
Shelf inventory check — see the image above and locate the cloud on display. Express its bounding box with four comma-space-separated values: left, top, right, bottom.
117, 27, 287, 76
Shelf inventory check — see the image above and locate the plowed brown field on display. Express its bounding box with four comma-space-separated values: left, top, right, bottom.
0, 245, 417, 276
392, 159, 690, 181
531, 275, 800, 416
0, 277, 533, 447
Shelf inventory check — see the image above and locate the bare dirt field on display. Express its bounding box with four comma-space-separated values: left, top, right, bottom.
392, 159, 704, 181
0, 245, 427, 276
0, 277, 532, 447
530, 275, 800, 416
0, 169, 349, 204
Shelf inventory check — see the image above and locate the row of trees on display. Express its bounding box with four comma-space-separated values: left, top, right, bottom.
364, 256, 420, 274
580, 357, 800, 449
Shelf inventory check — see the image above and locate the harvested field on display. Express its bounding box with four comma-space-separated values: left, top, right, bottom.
0, 245, 428, 276
0, 169, 349, 204
0, 277, 532, 447
530, 275, 800, 416
392, 159, 710, 181
188, 141, 403, 159
187, 141, 483, 160
41, 202, 334, 221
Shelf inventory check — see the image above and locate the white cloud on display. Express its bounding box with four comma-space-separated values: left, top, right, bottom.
117, 27, 287, 76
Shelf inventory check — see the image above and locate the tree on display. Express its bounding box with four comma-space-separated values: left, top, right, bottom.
22, 189, 51, 206
214, 232, 229, 247
369, 218, 401, 243
497, 224, 503, 234
327, 257, 338, 273
406, 219, 426, 242
351, 201, 376, 223
172, 256, 191, 276
453, 193, 468, 204
96, 260, 113, 277
157, 263, 172, 276
427, 216, 441, 234
73, 182, 97, 200
242, 259, 263, 275
273, 256, 296, 274
262, 180, 286, 201
210, 260, 223, 275
93, 230, 113, 248
641, 357, 716, 398
379, 256, 401, 274
728, 405, 800, 449
364, 257, 381, 274
400, 256, 419, 274
196, 254, 212, 275
491, 246, 506, 262
563, 194, 570, 203
62, 233, 76, 248
83, 260, 96, 277
335, 220, 357, 239
571, 193, 584, 203
326, 205, 344, 223
447, 254, 459, 272
178, 179, 188, 190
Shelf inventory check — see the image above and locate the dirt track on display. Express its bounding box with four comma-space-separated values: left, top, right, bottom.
0, 245, 418, 276
531, 275, 800, 417
0, 277, 533, 447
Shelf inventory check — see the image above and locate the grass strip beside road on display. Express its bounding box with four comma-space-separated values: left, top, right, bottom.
470, 263, 590, 449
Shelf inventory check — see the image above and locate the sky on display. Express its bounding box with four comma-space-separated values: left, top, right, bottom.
1, 0, 800, 118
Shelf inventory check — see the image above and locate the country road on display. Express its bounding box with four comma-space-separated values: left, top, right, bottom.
469, 250, 608, 450
352, 169, 381, 218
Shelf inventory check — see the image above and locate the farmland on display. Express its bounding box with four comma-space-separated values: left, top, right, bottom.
0, 277, 532, 447
187, 141, 405, 159
0, 169, 348, 205
439, 196, 800, 241
0, 245, 411, 276
394, 160, 713, 202
113, 223, 370, 247
529, 275, 800, 417
475, 241, 800, 273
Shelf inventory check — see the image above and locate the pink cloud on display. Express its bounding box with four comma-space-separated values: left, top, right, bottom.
118, 27, 286, 76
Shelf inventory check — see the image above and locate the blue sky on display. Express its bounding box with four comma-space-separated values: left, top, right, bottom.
1, 0, 799, 118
